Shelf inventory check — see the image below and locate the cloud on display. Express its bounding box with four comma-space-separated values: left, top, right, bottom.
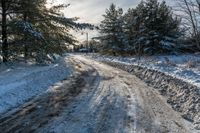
60, 0, 140, 24
52, 0, 175, 41
53, 0, 140, 41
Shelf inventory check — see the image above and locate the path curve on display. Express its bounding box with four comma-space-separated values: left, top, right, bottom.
0, 55, 194, 133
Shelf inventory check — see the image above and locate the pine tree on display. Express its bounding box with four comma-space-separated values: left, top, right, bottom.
10, 0, 43, 59
100, 3, 128, 55
18, 1, 91, 62
0, 0, 18, 62
1, 0, 8, 62
124, 0, 181, 55
123, 1, 146, 55
141, 0, 181, 54
0, 0, 92, 63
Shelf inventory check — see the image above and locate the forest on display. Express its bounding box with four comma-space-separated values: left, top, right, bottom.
0, 0, 91, 63
99, 0, 200, 55
0, 0, 200, 63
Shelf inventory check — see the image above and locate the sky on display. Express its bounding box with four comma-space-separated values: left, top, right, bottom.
52, 0, 174, 42
63, 0, 140, 24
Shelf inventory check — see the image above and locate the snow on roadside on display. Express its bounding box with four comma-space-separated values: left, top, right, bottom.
0, 56, 73, 114
87, 54, 200, 88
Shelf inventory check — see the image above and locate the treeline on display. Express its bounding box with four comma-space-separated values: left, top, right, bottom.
0, 0, 91, 63
99, 0, 200, 55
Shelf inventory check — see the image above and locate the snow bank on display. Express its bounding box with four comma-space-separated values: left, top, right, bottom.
0, 56, 73, 114
86, 53, 200, 130
88, 54, 200, 88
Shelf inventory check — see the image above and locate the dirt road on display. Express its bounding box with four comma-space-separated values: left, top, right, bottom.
0, 55, 196, 133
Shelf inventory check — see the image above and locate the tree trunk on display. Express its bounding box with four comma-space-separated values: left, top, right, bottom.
23, 13, 28, 60
1, 0, 8, 62
183, 0, 200, 50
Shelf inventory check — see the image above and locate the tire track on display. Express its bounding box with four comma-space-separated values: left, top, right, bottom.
0, 67, 97, 133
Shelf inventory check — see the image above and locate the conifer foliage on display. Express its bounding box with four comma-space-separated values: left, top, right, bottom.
0, 0, 91, 63
99, 0, 181, 55
100, 4, 128, 55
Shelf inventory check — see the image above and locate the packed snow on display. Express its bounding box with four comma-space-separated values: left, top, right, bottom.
0, 56, 73, 114
15, 21, 43, 39
88, 54, 200, 88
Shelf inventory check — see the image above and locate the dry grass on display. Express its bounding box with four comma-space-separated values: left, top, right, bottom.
186, 60, 197, 68
164, 57, 177, 67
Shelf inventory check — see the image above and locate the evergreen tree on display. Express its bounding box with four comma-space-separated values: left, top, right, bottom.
0, 0, 19, 62
139, 0, 181, 54
9, 0, 44, 60
100, 0, 181, 55
100, 3, 128, 55
0, 0, 92, 63
123, 1, 146, 55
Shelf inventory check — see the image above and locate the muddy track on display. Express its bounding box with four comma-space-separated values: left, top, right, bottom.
0, 64, 97, 133
0, 55, 196, 133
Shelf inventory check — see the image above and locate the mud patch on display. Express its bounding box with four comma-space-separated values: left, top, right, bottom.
101, 61, 200, 130
0, 73, 86, 133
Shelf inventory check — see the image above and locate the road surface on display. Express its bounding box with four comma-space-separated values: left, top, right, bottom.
0, 55, 195, 133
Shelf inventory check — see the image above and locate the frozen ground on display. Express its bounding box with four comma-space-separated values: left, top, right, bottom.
0, 57, 73, 114
88, 54, 200, 88
0, 55, 195, 133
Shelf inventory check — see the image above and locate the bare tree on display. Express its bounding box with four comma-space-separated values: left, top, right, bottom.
197, 0, 200, 11
175, 0, 200, 49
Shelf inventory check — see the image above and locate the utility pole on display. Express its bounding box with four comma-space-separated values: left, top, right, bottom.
86, 32, 89, 50
82, 32, 89, 53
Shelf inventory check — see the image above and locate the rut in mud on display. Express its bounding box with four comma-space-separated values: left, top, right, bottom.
0, 55, 196, 133
0, 66, 97, 133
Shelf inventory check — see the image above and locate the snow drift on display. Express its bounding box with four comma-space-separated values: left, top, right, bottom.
0, 57, 73, 114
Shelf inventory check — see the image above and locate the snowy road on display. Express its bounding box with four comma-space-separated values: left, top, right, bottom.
0, 55, 195, 133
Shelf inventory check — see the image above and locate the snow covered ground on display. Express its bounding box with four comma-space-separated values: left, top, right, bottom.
88, 54, 200, 88
0, 56, 73, 114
